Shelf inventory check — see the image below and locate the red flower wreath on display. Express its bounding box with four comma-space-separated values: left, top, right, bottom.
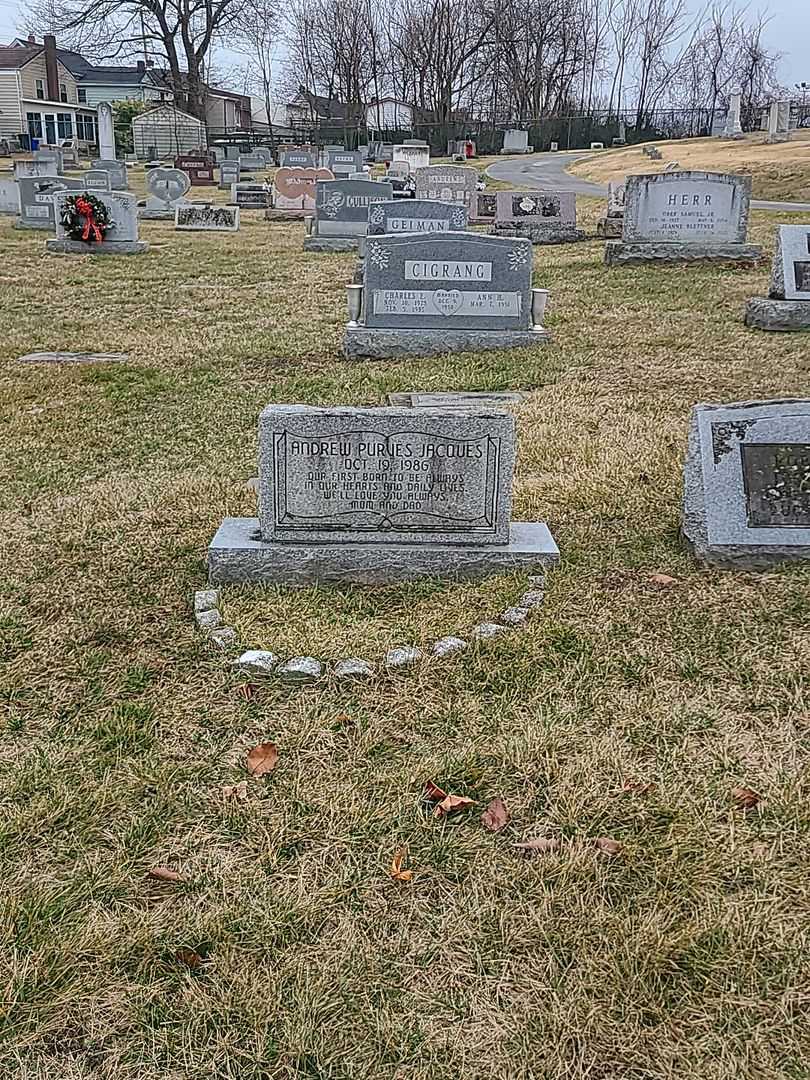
59, 192, 113, 243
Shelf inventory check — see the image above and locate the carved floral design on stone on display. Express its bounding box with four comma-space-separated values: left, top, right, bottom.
508, 247, 530, 271
367, 243, 391, 269
710, 419, 758, 464
451, 207, 467, 228
320, 191, 345, 218
369, 205, 385, 227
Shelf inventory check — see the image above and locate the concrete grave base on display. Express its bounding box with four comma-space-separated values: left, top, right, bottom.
265, 208, 310, 221
744, 297, 810, 332
491, 223, 586, 245
208, 517, 559, 586
597, 217, 623, 239
46, 238, 149, 255
605, 241, 761, 266
303, 235, 359, 252
344, 325, 551, 359
14, 219, 52, 230
681, 530, 810, 570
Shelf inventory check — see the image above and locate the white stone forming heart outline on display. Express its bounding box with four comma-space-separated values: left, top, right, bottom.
147, 167, 191, 204
433, 290, 464, 317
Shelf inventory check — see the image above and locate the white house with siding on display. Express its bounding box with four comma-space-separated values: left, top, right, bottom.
131, 103, 206, 159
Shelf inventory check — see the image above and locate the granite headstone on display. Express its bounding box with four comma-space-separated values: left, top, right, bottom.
175, 204, 240, 231
90, 158, 128, 189
414, 165, 478, 213
492, 190, 584, 244
140, 167, 191, 218
305, 179, 394, 251
745, 224, 810, 331
48, 189, 148, 254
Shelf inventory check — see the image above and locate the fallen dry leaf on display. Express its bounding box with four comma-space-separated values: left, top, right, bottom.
174, 947, 202, 970
649, 573, 680, 587
731, 785, 761, 810
146, 866, 186, 884
424, 779, 448, 802
236, 683, 257, 701
481, 796, 510, 832
595, 837, 623, 856
221, 780, 249, 800
513, 836, 560, 856
390, 847, 413, 882
621, 779, 654, 795
433, 794, 475, 818
245, 742, 279, 777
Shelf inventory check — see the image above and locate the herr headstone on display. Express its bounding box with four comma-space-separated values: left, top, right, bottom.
304, 178, 394, 251
682, 398, 810, 568
745, 224, 810, 331
208, 403, 559, 585
415, 165, 478, 214
605, 171, 761, 266
91, 158, 127, 190
140, 166, 191, 219
492, 190, 584, 244
47, 189, 148, 254
344, 232, 550, 358
175, 204, 240, 232
16, 176, 83, 230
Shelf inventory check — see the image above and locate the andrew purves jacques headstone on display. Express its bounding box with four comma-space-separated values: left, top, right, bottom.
208, 404, 559, 585
491, 190, 585, 244
745, 224, 810, 332
682, 398, 810, 569
47, 190, 149, 255
304, 178, 394, 252
605, 171, 761, 266
344, 232, 551, 359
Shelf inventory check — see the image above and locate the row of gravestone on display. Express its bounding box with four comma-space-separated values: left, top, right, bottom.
207, 396, 810, 591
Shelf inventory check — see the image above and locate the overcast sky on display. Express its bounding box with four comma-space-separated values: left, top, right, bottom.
0, 0, 807, 93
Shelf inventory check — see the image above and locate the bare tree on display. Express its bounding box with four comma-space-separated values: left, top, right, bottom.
232, 0, 282, 135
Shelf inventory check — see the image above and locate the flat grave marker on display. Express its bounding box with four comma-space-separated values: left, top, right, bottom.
175, 204, 240, 232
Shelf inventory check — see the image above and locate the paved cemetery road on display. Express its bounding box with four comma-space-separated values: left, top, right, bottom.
486, 152, 810, 213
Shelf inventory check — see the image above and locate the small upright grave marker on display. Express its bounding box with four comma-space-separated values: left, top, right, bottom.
745, 224, 810, 331
414, 165, 478, 214
208, 404, 559, 585
492, 190, 584, 244
91, 158, 128, 189
47, 190, 148, 255
682, 398, 810, 568
327, 150, 363, 177
219, 160, 240, 190
175, 153, 215, 185
231, 182, 269, 209
140, 167, 191, 219
597, 181, 625, 238
280, 149, 317, 169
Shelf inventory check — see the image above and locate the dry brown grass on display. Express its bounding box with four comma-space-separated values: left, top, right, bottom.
570, 130, 810, 201
0, 191, 809, 1080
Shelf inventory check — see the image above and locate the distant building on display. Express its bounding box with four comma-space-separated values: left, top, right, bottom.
131, 102, 206, 158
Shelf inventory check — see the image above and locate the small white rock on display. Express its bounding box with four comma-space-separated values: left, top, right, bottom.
246, 476, 259, 493
333, 658, 374, 680
432, 636, 468, 658
528, 575, 546, 588
385, 646, 423, 670
277, 656, 322, 683
471, 622, 511, 640
519, 590, 546, 609
194, 588, 221, 614
196, 608, 222, 630
500, 606, 530, 626
210, 626, 238, 649
232, 649, 279, 676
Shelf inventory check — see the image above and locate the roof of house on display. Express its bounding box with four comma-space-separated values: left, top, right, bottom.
0, 46, 42, 69
289, 88, 350, 122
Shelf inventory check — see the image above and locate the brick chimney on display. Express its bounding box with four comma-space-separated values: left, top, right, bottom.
43, 34, 58, 102
137, 60, 146, 74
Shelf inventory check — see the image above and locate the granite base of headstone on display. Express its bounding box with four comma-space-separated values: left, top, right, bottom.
304, 178, 394, 252
605, 171, 762, 267
344, 233, 550, 359
490, 191, 585, 245
682, 398, 810, 569
745, 224, 810, 331
47, 190, 148, 255
208, 404, 559, 585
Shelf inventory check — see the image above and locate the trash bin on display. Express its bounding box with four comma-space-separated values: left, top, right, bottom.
31, 137, 40, 150
17, 132, 31, 151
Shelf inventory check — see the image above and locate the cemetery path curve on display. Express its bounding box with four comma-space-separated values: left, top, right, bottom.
486, 152, 810, 213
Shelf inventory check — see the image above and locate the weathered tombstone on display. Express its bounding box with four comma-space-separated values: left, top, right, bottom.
367, 199, 468, 236
60, 139, 79, 167
777, 101, 791, 138
597, 180, 625, 238
97, 102, 116, 159
327, 149, 363, 177
140, 167, 191, 219
208, 404, 559, 585
723, 89, 744, 139
344, 233, 551, 359
386, 162, 410, 181
502, 129, 531, 154
664, 160, 680, 173
604, 171, 761, 267
473, 192, 498, 224
0, 176, 18, 214
82, 169, 112, 192
175, 204, 240, 232
492, 190, 584, 244
175, 153, 215, 185
231, 182, 270, 209
745, 224, 810, 331
238, 152, 266, 172
219, 159, 240, 190
682, 398, 810, 568
392, 144, 430, 171
268, 166, 334, 218
280, 149, 317, 169
47, 189, 148, 254
590, 141, 605, 150
16, 176, 83, 230
613, 119, 627, 146
415, 165, 478, 214
304, 178, 394, 252
34, 147, 63, 174
91, 158, 128, 189
13, 159, 57, 180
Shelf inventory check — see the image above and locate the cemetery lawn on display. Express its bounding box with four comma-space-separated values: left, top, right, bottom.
570, 130, 810, 202
2, 197, 810, 1080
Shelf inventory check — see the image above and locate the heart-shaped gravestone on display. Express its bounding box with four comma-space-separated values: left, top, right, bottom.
147, 167, 191, 205
433, 290, 464, 317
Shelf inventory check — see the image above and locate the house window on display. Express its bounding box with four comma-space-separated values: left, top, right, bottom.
78, 87, 86, 103
57, 113, 73, 138
27, 112, 43, 139
35, 78, 44, 99
59, 82, 68, 102
76, 113, 96, 141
